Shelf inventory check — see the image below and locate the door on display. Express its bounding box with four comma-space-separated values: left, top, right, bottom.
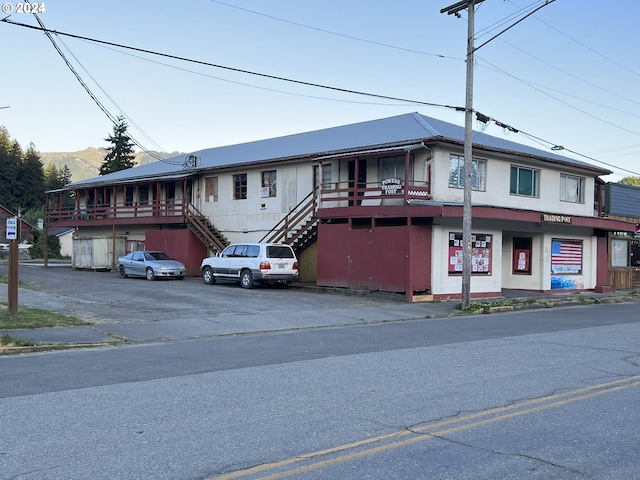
348, 159, 367, 206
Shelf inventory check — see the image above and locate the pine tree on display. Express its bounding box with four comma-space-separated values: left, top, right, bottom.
100, 115, 136, 175
17, 143, 45, 211
0, 128, 22, 211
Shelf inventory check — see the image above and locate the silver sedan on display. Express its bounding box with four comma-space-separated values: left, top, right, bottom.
116, 251, 187, 281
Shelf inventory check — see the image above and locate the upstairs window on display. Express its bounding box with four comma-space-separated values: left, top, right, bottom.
510, 166, 540, 197
233, 173, 247, 200
378, 154, 414, 182
261, 170, 277, 198
449, 155, 486, 191
560, 174, 585, 203
205, 177, 218, 202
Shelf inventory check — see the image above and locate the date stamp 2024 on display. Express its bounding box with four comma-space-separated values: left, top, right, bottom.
2, 2, 46, 14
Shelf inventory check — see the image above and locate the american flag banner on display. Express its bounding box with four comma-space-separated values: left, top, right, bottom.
551, 240, 582, 273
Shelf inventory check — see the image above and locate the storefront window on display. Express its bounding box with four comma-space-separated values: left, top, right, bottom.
611, 239, 629, 267
448, 232, 492, 275
551, 239, 582, 274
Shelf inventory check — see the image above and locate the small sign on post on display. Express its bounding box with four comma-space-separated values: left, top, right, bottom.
6, 217, 17, 240
6, 217, 19, 318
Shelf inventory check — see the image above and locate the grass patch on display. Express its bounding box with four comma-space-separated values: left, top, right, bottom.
0, 303, 91, 329
0, 274, 31, 288
1, 332, 36, 347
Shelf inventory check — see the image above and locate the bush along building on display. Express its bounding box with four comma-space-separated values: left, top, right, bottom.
46, 113, 637, 300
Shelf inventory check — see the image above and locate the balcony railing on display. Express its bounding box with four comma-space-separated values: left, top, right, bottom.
46, 199, 187, 224
319, 180, 430, 207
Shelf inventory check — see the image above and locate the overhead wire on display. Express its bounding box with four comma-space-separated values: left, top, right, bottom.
205, 0, 638, 177
27, 5, 174, 164
0, 18, 460, 113
207, 0, 464, 62
2, 11, 637, 178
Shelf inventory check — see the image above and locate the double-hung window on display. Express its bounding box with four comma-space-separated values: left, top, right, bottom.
261, 170, 277, 198
510, 165, 540, 197
233, 173, 247, 200
449, 155, 486, 191
560, 174, 585, 203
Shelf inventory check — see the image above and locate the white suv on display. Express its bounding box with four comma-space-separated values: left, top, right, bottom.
200, 243, 299, 288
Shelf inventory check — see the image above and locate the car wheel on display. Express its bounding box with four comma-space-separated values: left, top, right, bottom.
119, 265, 127, 278
240, 269, 254, 289
202, 266, 216, 285
145, 267, 156, 281
176, 276, 184, 280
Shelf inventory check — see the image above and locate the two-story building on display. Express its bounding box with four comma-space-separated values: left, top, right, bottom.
46, 112, 636, 300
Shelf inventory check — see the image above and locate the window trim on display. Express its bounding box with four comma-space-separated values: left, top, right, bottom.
233, 173, 247, 200
448, 155, 487, 192
261, 170, 277, 198
510, 165, 540, 198
560, 173, 585, 204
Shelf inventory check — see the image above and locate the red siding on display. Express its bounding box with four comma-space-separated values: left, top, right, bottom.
317, 222, 350, 287
370, 225, 407, 292
145, 229, 207, 276
409, 224, 432, 293
317, 218, 433, 296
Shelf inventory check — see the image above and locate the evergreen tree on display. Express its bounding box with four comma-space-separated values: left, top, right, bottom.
44, 163, 60, 191
100, 115, 136, 175
17, 143, 45, 211
0, 128, 23, 211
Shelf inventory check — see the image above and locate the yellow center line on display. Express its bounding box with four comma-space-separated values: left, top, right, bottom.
211, 375, 640, 480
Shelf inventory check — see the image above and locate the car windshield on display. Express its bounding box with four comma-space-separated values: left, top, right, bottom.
147, 252, 172, 261
267, 246, 294, 258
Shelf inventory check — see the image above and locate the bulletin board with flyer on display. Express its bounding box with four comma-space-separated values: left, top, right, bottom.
448, 232, 492, 275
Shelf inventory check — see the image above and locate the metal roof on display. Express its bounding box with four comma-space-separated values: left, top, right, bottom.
66, 112, 609, 190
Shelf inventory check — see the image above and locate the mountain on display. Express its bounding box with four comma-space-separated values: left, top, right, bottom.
39, 148, 185, 182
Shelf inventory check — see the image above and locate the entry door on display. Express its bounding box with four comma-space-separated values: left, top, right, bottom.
348, 159, 367, 206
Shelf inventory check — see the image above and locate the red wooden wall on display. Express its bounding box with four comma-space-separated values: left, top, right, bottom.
317, 219, 431, 295
145, 229, 208, 277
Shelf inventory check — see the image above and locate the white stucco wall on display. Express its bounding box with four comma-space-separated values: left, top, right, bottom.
429, 149, 595, 217
501, 229, 597, 291
431, 221, 503, 297
198, 163, 314, 244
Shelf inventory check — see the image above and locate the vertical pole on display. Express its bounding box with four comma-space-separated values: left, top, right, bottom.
44, 222, 49, 268
8, 238, 18, 318
461, 0, 475, 310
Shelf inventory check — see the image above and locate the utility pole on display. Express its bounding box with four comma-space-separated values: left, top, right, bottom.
440, 0, 555, 309
441, 0, 482, 310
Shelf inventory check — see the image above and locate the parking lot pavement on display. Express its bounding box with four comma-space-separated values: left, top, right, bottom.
1, 261, 638, 349
0, 262, 460, 347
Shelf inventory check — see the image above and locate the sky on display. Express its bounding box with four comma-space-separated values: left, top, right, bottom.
1, 0, 639, 182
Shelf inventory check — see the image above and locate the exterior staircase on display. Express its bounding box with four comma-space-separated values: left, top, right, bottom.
185, 203, 229, 254
260, 187, 319, 254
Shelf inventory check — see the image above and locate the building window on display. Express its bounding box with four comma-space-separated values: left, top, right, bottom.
551, 239, 582, 274
314, 163, 334, 190
205, 177, 218, 202
138, 184, 149, 205
448, 232, 492, 275
449, 155, 486, 191
513, 237, 532, 274
510, 166, 540, 197
233, 173, 247, 200
261, 170, 277, 198
125, 186, 134, 206
560, 174, 585, 203
378, 154, 414, 182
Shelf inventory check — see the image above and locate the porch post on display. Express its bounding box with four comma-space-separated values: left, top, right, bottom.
404, 150, 410, 205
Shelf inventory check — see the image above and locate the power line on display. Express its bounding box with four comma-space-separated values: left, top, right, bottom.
2, 16, 636, 178
24, 12, 172, 164
1, 17, 461, 112
208, 0, 464, 62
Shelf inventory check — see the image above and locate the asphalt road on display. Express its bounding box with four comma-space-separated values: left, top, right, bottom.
1, 264, 640, 479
